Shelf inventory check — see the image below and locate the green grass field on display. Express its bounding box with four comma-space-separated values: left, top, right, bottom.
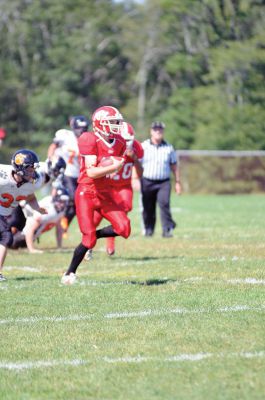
1, 194, 265, 400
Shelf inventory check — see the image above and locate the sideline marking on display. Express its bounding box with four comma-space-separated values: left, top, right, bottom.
0, 351, 264, 371
0, 304, 264, 325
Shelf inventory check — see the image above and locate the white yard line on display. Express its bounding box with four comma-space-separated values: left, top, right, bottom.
105, 304, 265, 319
4, 266, 42, 272
227, 278, 265, 285
0, 359, 88, 371
0, 315, 93, 325
0, 304, 264, 325
0, 351, 264, 371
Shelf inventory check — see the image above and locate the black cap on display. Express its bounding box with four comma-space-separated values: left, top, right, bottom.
151, 121, 165, 129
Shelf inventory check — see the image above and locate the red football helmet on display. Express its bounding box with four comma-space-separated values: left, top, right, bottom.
120, 122, 135, 141
92, 106, 123, 137
120, 122, 135, 149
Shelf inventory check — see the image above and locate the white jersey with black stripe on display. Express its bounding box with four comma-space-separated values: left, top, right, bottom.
0, 165, 45, 217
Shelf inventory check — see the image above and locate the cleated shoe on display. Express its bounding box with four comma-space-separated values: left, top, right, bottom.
61, 272, 77, 285
162, 228, 174, 238
84, 249, 93, 261
107, 247, 115, 256
143, 229, 154, 237
106, 237, 115, 256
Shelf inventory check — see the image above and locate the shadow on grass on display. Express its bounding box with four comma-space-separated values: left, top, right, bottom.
13, 276, 49, 281
85, 278, 176, 286
117, 256, 182, 262
130, 278, 176, 286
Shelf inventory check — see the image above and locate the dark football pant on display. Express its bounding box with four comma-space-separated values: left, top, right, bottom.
0, 215, 13, 247
140, 177, 176, 234
7, 205, 26, 231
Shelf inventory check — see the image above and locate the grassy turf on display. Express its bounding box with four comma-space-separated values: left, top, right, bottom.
0, 194, 264, 399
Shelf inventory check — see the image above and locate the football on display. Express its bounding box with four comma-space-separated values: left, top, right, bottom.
98, 156, 124, 167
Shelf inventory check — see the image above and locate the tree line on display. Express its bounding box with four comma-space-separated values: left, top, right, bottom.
0, 0, 264, 160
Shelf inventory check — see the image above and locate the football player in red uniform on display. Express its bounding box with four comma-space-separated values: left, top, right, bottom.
62, 106, 131, 285
91, 122, 144, 257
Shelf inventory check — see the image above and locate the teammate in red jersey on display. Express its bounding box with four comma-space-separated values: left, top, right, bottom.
62, 106, 131, 285
91, 122, 144, 257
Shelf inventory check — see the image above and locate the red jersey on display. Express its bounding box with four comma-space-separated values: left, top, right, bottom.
110, 140, 144, 187
78, 131, 126, 189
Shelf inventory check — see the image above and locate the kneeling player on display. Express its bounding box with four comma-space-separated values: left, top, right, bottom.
11, 187, 70, 253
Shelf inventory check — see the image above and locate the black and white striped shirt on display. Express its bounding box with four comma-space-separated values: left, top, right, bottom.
141, 139, 177, 180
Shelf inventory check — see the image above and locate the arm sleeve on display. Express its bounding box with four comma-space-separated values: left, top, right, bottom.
170, 146, 177, 165
78, 132, 97, 156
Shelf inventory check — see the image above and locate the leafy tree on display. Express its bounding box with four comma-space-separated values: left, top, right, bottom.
0, 0, 264, 152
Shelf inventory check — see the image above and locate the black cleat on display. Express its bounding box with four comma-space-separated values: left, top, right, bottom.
162, 228, 174, 238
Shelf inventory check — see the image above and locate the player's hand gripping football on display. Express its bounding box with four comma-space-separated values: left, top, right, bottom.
111, 156, 125, 172
125, 148, 137, 160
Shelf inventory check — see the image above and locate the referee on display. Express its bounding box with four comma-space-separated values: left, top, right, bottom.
140, 121, 181, 237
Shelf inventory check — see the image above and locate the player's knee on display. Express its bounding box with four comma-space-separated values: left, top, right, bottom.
81, 233, 97, 249
1, 231, 13, 247
115, 219, 131, 239
125, 205, 132, 213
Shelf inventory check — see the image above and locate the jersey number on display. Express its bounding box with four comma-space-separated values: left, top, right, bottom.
68, 150, 77, 165
112, 163, 133, 181
0, 193, 27, 208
